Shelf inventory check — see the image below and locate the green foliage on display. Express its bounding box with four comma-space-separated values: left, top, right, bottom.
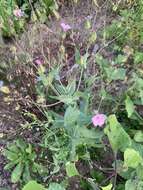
124, 148, 142, 169
101, 183, 112, 190
125, 179, 143, 190
104, 115, 131, 152
134, 131, 143, 143
0, 0, 25, 37
48, 183, 65, 190
2, 0, 143, 189
22, 181, 46, 190
3, 139, 44, 183
65, 162, 79, 177
22, 181, 66, 190
125, 96, 135, 118
0, 0, 58, 37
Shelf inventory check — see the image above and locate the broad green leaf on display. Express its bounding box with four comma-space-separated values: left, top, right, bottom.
105, 68, 126, 81
125, 96, 135, 118
11, 163, 23, 183
22, 181, 46, 190
23, 164, 31, 182
64, 106, 80, 127
101, 183, 112, 190
3, 150, 18, 161
125, 180, 137, 190
48, 183, 65, 190
132, 141, 143, 157
124, 148, 142, 168
111, 68, 126, 80
104, 115, 131, 152
26, 144, 32, 154
16, 139, 27, 150
4, 162, 16, 170
134, 51, 143, 64
78, 127, 103, 139
134, 131, 143, 142
66, 162, 79, 177
115, 54, 127, 64
136, 165, 143, 180
125, 180, 143, 190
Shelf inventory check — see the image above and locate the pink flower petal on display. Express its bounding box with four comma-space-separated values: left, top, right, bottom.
92, 114, 106, 127
34, 58, 44, 66
60, 22, 71, 32
13, 9, 24, 18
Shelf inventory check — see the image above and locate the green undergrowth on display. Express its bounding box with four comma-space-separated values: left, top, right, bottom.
1, 0, 143, 190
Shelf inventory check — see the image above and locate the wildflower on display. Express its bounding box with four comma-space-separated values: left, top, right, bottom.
34, 58, 44, 66
92, 114, 106, 127
13, 9, 24, 18
60, 22, 71, 32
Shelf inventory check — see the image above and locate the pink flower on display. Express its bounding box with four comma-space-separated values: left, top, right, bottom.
34, 58, 44, 66
92, 114, 106, 127
60, 22, 71, 32
13, 9, 24, 18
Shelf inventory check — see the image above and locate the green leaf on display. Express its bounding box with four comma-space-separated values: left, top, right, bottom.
125, 180, 137, 190
50, 95, 79, 105
136, 165, 143, 180
125, 96, 135, 118
134, 131, 143, 142
137, 181, 143, 190
26, 144, 32, 154
134, 51, 143, 64
11, 163, 23, 183
125, 180, 143, 190
23, 164, 31, 182
4, 162, 16, 170
104, 115, 131, 152
22, 181, 46, 190
16, 139, 27, 150
110, 68, 126, 80
105, 67, 126, 81
66, 80, 76, 95
3, 150, 18, 161
64, 106, 80, 127
48, 183, 65, 190
78, 127, 103, 139
66, 162, 79, 177
124, 148, 142, 168
101, 183, 112, 190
